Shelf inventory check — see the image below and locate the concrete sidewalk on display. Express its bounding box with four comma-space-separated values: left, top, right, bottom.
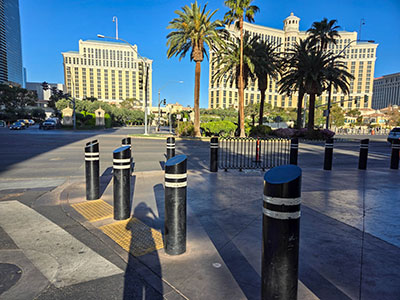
1, 165, 399, 299
63, 166, 400, 299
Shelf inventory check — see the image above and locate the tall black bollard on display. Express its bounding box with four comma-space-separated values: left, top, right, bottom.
390, 140, 400, 169
210, 137, 218, 172
164, 154, 187, 255
113, 146, 131, 220
86, 139, 98, 146
262, 164, 302, 300
85, 141, 100, 200
323, 138, 334, 170
166, 137, 176, 160
358, 139, 369, 170
289, 138, 299, 165
122, 137, 134, 172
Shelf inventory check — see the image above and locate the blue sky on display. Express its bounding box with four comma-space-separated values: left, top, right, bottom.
21, 0, 400, 108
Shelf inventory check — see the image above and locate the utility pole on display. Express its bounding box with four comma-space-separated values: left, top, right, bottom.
113, 16, 118, 40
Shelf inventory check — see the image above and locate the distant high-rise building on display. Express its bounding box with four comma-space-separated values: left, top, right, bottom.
61, 39, 152, 110
0, 0, 24, 86
209, 13, 378, 110
372, 73, 400, 109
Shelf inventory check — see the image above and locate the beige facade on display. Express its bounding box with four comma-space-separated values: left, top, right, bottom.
62, 40, 152, 110
209, 13, 378, 111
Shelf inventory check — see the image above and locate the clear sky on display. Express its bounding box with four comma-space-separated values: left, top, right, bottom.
20, 0, 400, 108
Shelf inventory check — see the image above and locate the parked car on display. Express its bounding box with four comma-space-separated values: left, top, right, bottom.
0, 120, 6, 127
9, 121, 26, 130
39, 119, 57, 130
387, 127, 400, 143
27, 119, 35, 126
17, 119, 30, 127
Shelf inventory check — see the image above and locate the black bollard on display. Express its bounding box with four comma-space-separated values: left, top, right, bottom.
358, 139, 369, 170
86, 139, 98, 146
262, 164, 302, 300
166, 137, 176, 160
289, 138, 299, 165
210, 137, 218, 172
113, 146, 131, 220
323, 138, 334, 170
164, 154, 187, 255
390, 140, 400, 169
85, 141, 100, 200
122, 137, 134, 172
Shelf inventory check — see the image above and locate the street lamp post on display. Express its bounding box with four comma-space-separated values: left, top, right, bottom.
157, 81, 183, 132
325, 39, 375, 129
97, 34, 149, 135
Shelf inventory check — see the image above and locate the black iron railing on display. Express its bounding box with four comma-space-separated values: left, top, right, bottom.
218, 137, 290, 171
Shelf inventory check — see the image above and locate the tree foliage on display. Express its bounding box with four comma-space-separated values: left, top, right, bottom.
0, 84, 37, 112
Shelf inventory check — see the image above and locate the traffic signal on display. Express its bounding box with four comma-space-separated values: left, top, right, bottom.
41, 81, 49, 91
163, 99, 166, 105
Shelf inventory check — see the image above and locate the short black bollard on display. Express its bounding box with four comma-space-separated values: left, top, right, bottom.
358, 139, 369, 170
164, 154, 187, 255
290, 138, 299, 165
86, 139, 98, 146
122, 137, 134, 172
262, 164, 302, 300
166, 137, 176, 160
113, 146, 131, 220
323, 138, 334, 170
210, 137, 218, 172
85, 141, 100, 200
390, 140, 400, 169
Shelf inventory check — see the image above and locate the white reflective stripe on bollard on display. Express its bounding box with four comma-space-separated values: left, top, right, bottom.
262, 208, 301, 220
165, 173, 187, 179
263, 195, 301, 206
113, 165, 131, 169
165, 181, 187, 188
113, 158, 131, 163
85, 152, 100, 156
85, 157, 99, 161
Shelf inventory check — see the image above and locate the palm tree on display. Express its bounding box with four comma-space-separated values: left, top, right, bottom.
250, 38, 281, 126
307, 18, 341, 51
166, 1, 225, 137
212, 34, 257, 133
224, 0, 259, 137
279, 39, 310, 129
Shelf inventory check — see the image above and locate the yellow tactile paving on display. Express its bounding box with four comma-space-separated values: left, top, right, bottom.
71, 199, 113, 222
100, 218, 164, 256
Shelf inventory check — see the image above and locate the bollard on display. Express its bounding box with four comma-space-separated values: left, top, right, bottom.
166, 137, 176, 160
390, 140, 400, 169
358, 139, 369, 170
262, 165, 302, 300
164, 154, 187, 255
113, 146, 131, 220
323, 138, 334, 170
122, 137, 134, 172
210, 137, 218, 172
289, 138, 299, 165
255, 138, 261, 163
85, 141, 100, 200
86, 139, 98, 146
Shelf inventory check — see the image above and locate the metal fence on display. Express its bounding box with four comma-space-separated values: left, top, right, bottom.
218, 137, 290, 171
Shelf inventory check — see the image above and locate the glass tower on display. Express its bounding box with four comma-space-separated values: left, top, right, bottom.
0, 0, 23, 86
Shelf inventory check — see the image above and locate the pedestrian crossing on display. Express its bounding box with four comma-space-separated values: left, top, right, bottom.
0, 201, 123, 288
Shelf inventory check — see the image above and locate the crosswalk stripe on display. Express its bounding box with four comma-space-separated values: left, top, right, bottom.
0, 201, 123, 288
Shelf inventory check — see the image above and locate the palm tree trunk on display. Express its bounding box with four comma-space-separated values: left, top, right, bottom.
194, 61, 201, 137
307, 93, 316, 130
258, 87, 266, 126
296, 87, 304, 129
239, 17, 245, 137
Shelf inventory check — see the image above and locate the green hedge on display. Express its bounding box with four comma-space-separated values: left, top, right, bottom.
201, 120, 236, 137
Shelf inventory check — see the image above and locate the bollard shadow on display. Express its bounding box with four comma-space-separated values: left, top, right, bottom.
153, 184, 165, 234
123, 204, 163, 299
99, 167, 113, 198
159, 161, 165, 171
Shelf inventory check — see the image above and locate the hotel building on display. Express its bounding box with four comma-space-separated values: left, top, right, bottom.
372, 72, 400, 109
209, 13, 378, 111
0, 0, 24, 86
62, 39, 152, 110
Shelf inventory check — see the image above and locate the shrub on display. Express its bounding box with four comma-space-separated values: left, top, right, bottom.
105, 113, 112, 128
272, 128, 296, 138
176, 121, 194, 136
249, 125, 272, 137
201, 120, 236, 137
